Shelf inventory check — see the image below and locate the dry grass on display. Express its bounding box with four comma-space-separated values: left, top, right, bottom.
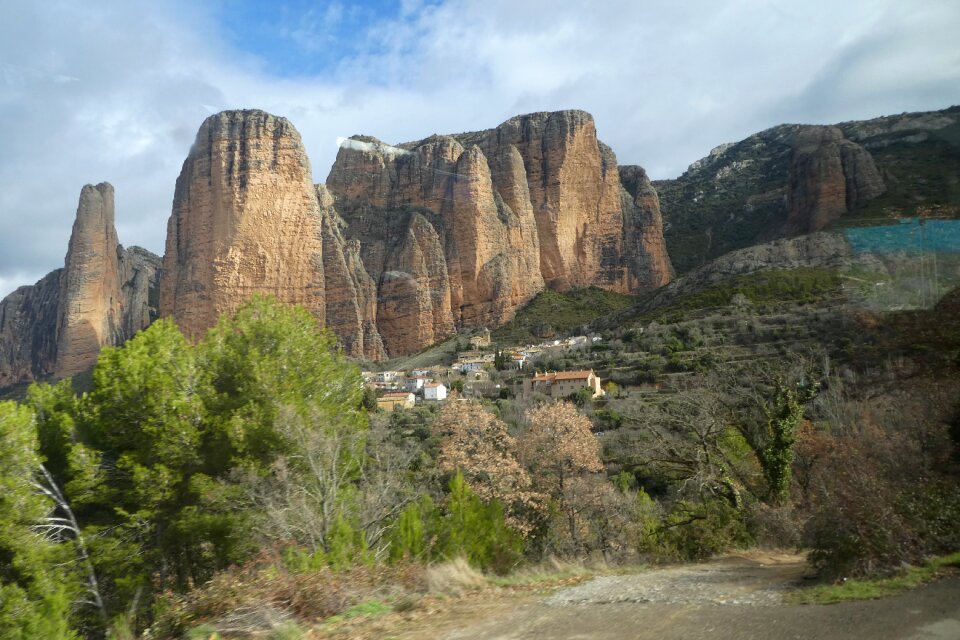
425, 557, 488, 596
152, 557, 426, 639
487, 556, 595, 587
155, 555, 618, 638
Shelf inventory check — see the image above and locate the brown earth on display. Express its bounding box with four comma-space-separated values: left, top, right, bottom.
322, 554, 960, 640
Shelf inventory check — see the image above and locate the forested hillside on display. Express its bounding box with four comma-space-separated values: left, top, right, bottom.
1, 276, 958, 638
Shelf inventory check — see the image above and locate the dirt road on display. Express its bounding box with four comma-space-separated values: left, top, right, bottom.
355, 553, 960, 640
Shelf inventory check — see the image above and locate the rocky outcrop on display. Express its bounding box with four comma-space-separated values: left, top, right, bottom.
119, 246, 162, 340
326, 110, 673, 356
5, 109, 675, 376
783, 126, 885, 235
0, 270, 61, 387
630, 232, 888, 316
160, 110, 325, 340
619, 164, 674, 289
55, 183, 124, 377
0, 183, 160, 386
316, 185, 386, 360
656, 121, 890, 274
471, 111, 629, 292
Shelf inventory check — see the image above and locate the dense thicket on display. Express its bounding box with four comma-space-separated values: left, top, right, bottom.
2, 293, 957, 639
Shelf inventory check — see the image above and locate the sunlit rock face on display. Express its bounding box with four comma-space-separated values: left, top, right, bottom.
55, 182, 124, 377
160, 110, 326, 340
0, 182, 160, 385
325, 110, 673, 356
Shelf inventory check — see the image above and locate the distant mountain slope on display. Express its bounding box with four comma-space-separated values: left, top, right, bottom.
655, 106, 960, 274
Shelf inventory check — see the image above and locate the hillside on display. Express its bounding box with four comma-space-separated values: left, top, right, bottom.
655, 106, 960, 274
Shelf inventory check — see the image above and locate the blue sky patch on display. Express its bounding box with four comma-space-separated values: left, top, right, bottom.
213, 0, 412, 77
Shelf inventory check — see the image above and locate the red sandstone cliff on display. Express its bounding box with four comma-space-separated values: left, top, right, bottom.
325, 110, 673, 355
2, 108, 676, 380
0, 183, 160, 386
783, 126, 886, 235
160, 110, 325, 340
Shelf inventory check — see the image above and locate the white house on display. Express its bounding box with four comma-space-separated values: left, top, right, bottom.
423, 382, 448, 401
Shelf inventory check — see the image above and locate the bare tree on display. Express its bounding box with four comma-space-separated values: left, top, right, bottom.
31, 464, 108, 627
433, 400, 544, 535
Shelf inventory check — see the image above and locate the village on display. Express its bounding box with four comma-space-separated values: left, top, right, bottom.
362, 328, 607, 411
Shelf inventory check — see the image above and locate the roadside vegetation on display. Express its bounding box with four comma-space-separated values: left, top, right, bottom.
788, 551, 960, 605
2, 271, 959, 638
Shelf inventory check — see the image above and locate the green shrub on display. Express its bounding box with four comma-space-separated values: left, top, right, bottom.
651, 500, 751, 561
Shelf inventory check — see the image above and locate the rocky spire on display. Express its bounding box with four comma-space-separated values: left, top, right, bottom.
54, 182, 124, 377
0, 182, 160, 386
160, 110, 325, 339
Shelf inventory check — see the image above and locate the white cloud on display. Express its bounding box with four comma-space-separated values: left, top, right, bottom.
2, 0, 959, 298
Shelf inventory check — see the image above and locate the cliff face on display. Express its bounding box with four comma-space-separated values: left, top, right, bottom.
3, 108, 675, 379
658, 107, 960, 276
783, 126, 885, 235
160, 110, 325, 340
316, 184, 386, 361
0, 270, 62, 386
325, 110, 672, 356
160, 109, 672, 359
0, 183, 160, 386
619, 164, 674, 289
656, 122, 891, 273
55, 183, 124, 377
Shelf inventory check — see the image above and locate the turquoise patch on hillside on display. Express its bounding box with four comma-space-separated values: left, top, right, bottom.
844, 219, 960, 254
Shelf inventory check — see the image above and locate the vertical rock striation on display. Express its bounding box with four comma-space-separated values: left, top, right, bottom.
325, 109, 673, 356
316, 184, 386, 360
619, 164, 674, 290
0, 183, 160, 386
784, 126, 886, 235
55, 183, 123, 377
160, 110, 325, 340
0, 271, 62, 386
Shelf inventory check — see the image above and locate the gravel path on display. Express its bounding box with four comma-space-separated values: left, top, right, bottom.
377, 553, 960, 640
545, 554, 802, 607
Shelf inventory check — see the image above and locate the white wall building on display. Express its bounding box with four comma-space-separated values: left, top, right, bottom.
424, 383, 448, 401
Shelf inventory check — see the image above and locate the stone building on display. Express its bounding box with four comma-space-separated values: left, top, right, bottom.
523, 369, 604, 399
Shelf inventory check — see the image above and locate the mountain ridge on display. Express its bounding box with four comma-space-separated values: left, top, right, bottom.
2, 105, 957, 387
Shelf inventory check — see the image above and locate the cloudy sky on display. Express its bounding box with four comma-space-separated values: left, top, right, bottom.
1, 0, 959, 298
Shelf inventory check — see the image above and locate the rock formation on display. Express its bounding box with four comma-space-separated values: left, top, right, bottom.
55, 183, 124, 377
656, 121, 890, 274
326, 110, 672, 356
160, 108, 672, 359
0, 270, 62, 387
0, 183, 160, 386
316, 185, 386, 361
783, 126, 885, 236
5, 105, 955, 387
629, 232, 888, 317
619, 164, 674, 289
160, 110, 325, 340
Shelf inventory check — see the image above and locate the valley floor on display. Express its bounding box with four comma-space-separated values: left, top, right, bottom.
325, 554, 960, 640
